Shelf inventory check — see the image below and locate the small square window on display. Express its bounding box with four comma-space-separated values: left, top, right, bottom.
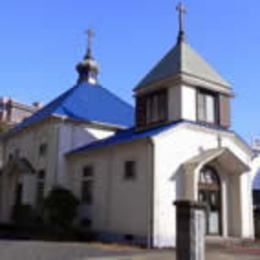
8, 154, 13, 162
124, 234, 134, 242
83, 166, 93, 178
39, 143, 47, 156
124, 161, 136, 180
81, 218, 92, 228
81, 165, 94, 205
38, 170, 46, 180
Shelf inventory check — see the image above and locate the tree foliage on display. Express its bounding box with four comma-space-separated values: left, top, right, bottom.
43, 186, 79, 230
0, 122, 9, 133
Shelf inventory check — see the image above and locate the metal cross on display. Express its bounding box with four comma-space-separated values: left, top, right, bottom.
176, 2, 186, 34
86, 29, 95, 57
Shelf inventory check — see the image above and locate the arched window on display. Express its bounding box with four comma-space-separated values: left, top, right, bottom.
199, 166, 220, 190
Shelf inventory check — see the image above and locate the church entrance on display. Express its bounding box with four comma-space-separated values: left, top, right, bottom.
198, 166, 221, 235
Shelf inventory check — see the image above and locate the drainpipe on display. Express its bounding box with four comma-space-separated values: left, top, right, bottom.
147, 138, 155, 249
54, 123, 60, 186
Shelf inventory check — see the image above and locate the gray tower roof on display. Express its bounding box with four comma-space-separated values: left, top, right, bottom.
135, 41, 231, 90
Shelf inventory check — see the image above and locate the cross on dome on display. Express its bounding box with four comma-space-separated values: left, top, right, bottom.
86, 28, 95, 58
76, 28, 99, 85
176, 2, 187, 43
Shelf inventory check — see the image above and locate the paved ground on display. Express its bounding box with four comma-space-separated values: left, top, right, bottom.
0, 240, 260, 259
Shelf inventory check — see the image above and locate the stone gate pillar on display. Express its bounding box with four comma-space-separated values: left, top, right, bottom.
174, 200, 206, 260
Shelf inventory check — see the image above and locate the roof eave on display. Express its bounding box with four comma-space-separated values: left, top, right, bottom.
134, 73, 233, 96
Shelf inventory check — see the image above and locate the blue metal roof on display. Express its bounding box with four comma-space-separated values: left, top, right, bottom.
68, 121, 184, 155
14, 82, 134, 132
68, 120, 233, 155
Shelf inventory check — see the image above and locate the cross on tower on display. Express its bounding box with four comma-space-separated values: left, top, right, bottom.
86, 29, 95, 58
176, 2, 186, 43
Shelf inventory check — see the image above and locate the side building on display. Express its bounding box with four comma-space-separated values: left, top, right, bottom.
0, 98, 41, 193
0, 41, 134, 223
0, 97, 41, 127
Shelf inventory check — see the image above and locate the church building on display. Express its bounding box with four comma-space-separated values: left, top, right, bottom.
0, 3, 259, 248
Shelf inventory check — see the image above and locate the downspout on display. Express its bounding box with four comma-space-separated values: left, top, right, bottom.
54, 123, 60, 185
147, 138, 155, 248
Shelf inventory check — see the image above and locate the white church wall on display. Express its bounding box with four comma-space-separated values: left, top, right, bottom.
69, 151, 110, 230
68, 139, 152, 243
0, 119, 116, 222
168, 85, 196, 122
222, 136, 254, 238
57, 122, 114, 189
4, 122, 58, 194
250, 154, 260, 188
151, 123, 254, 247
240, 172, 254, 238
181, 85, 196, 121
22, 174, 37, 205
219, 170, 229, 237
87, 127, 115, 140
0, 121, 59, 221
151, 126, 218, 247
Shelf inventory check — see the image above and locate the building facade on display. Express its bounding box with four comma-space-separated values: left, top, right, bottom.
0, 4, 259, 248
0, 97, 40, 127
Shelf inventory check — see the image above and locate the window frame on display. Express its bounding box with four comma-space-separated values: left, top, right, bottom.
136, 89, 168, 128
145, 90, 168, 125
39, 143, 48, 157
196, 88, 219, 125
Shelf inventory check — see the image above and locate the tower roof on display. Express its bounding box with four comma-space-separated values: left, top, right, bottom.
135, 2, 231, 92
135, 40, 231, 90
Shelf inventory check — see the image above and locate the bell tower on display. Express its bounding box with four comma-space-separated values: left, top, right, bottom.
134, 2, 233, 130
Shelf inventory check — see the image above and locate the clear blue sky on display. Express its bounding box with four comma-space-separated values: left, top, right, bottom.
0, 0, 259, 142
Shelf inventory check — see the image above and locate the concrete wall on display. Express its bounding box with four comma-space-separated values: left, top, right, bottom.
57, 123, 114, 188
68, 139, 152, 244
0, 119, 115, 222
181, 86, 197, 121
151, 123, 254, 247
0, 121, 58, 221
168, 85, 196, 122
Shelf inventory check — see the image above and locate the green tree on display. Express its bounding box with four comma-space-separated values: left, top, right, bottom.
43, 186, 79, 230
0, 122, 9, 133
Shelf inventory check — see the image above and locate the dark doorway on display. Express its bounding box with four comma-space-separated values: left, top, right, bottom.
14, 183, 23, 206
198, 166, 221, 235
